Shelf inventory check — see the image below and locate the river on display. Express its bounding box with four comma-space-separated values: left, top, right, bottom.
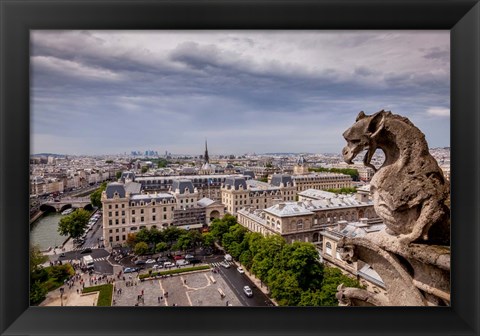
30, 212, 67, 251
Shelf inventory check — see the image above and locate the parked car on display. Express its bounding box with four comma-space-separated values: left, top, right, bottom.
176, 259, 189, 266
237, 267, 245, 274
189, 259, 201, 264
123, 267, 138, 273
134, 260, 146, 265
174, 255, 184, 261
243, 286, 253, 297
152, 264, 163, 270
145, 259, 156, 264
185, 254, 194, 259
220, 261, 230, 268
80, 248, 92, 254
157, 257, 169, 263
163, 261, 175, 268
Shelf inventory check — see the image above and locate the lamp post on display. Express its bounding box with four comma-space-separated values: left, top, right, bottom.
59, 287, 65, 306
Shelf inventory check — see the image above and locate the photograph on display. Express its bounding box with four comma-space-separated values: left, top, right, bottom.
1, 1, 479, 335
29, 30, 451, 307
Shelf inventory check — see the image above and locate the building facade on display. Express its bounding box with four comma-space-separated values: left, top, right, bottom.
237, 190, 378, 245
221, 176, 296, 216
101, 180, 223, 248
291, 173, 353, 192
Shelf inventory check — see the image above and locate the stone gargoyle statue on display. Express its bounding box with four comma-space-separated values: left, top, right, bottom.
342, 110, 450, 245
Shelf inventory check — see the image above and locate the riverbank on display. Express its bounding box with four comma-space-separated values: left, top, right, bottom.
30, 210, 45, 226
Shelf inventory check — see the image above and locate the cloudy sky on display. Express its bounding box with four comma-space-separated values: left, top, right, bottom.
31, 30, 450, 156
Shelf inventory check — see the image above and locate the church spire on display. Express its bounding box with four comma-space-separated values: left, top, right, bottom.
204, 139, 209, 163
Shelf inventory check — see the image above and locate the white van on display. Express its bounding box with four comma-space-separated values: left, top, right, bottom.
224, 254, 233, 262
175, 259, 189, 266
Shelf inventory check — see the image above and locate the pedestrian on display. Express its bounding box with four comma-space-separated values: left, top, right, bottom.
77, 289, 79, 294
158, 297, 160, 303
184, 279, 186, 285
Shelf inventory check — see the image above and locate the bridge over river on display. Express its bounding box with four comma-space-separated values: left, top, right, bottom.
39, 197, 93, 213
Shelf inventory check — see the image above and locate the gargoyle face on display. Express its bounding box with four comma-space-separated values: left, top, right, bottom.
342, 110, 386, 164
342, 115, 372, 164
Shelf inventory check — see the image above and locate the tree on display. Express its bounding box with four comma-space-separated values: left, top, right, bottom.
187, 230, 204, 251
125, 233, 137, 248
141, 166, 148, 174
136, 228, 151, 243
155, 242, 168, 254
58, 209, 90, 239
30, 244, 48, 273
90, 182, 107, 208
318, 266, 362, 306
163, 226, 184, 246
134, 242, 149, 255
174, 234, 193, 252
30, 281, 48, 305
202, 232, 216, 247
115, 171, 122, 179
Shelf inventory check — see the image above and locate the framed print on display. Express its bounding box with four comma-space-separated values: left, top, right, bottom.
1, 0, 479, 335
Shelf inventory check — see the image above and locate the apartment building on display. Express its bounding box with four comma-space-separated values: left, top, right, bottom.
237, 190, 377, 244
221, 176, 296, 216
101, 179, 223, 248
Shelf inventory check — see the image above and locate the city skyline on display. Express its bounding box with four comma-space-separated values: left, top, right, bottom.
31, 30, 450, 155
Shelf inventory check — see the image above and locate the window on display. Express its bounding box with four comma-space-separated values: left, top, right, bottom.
116, 229, 119, 233
108, 212, 112, 217
122, 228, 126, 232
109, 237, 113, 242
115, 211, 118, 216
115, 219, 119, 225
108, 205, 112, 209
132, 217, 136, 223
115, 204, 118, 209
152, 216, 156, 221
141, 216, 144, 222
132, 210, 135, 215
140, 209, 144, 214
164, 214, 167, 220
122, 204, 125, 208
109, 229, 112, 233
116, 236, 119, 241
122, 211, 125, 216
122, 219, 125, 224
163, 207, 167, 211
108, 219, 112, 225
326, 242, 332, 255
152, 208, 156, 213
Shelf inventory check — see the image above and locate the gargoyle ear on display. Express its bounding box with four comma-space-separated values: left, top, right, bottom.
368, 111, 386, 139
355, 111, 366, 122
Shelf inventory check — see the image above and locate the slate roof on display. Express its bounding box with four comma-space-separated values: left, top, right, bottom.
264, 202, 314, 217
125, 181, 142, 195
242, 170, 255, 179
130, 193, 175, 206
197, 197, 216, 207
224, 176, 247, 190
121, 171, 135, 181
171, 179, 195, 194
270, 174, 293, 187
105, 182, 126, 199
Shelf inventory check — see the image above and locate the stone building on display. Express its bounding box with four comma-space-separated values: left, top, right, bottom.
291, 173, 353, 192
101, 180, 223, 248
221, 176, 296, 216
319, 219, 387, 297
237, 190, 378, 245
293, 156, 309, 175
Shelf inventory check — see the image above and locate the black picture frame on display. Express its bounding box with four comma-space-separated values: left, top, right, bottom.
1, 0, 479, 335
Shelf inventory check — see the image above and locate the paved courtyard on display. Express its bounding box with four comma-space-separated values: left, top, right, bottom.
113, 270, 242, 307
39, 263, 246, 307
